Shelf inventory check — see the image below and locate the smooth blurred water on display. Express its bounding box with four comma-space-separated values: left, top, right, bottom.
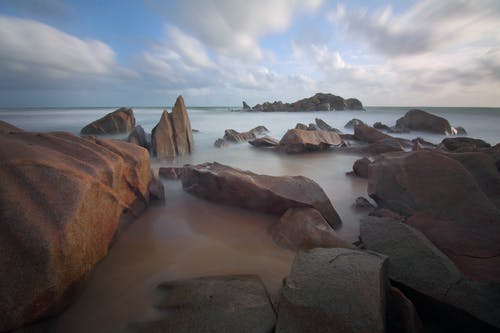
1, 106, 499, 332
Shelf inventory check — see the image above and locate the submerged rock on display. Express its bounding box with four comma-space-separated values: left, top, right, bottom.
223, 126, 269, 143
270, 208, 353, 250
394, 109, 453, 134
248, 136, 280, 148
276, 248, 387, 333
182, 162, 341, 227
344, 118, 365, 129
0, 128, 152, 331
279, 128, 341, 153
129, 275, 275, 333
80, 107, 135, 135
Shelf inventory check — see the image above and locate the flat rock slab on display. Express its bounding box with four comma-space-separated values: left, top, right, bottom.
360, 217, 500, 330
129, 275, 276, 333
276, 248, 388, 333
182, 162, 341, 227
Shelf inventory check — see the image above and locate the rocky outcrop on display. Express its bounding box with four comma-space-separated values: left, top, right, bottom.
252, 92, 364, 112
242, 101, 251, 110
279, 129, 342, 153
151, 96, 194, 159
248, 136, 279, 148
0, 128, 152, 331
367, 150, 500, 281
80, 107, 135, 135
127, 125, 149, 150
129, 275, 275, 333
361, 217, 500, 331
182, 162, 341, 227
275, 248, 388, 333
394, 109, 453, 134
270, 208, 353, 250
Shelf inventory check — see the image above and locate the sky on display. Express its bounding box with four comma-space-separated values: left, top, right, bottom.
0, 0, 499, 107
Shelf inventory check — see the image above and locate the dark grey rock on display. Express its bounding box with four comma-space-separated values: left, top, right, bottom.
344, 118, 365, 129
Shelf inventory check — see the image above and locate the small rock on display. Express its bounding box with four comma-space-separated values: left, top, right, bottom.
248, 136, 279, 148
353, 157, 371, 178
373, 122, 390, 131
148, 175, 165, 201
344, 118, 365, 129
354, 196, 375, 210
158, 166, 184, 180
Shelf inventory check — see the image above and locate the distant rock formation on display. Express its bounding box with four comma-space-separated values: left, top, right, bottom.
80, 107, 135, 135
242, 101, 251, 110
151, 95, 194, 159
252, 92, 364, 112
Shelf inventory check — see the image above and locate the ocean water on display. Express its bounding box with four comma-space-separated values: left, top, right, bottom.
1, 106, 499, 332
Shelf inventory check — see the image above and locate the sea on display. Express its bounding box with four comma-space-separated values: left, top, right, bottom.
1, 106, 499, 332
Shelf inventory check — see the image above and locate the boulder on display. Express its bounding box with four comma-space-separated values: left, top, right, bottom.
367, 150, 500, 281
129, 275, 275, 333
182, 162, 341, 227
361, 217, 500, 331
0, 129, 152, 331
151, 95, 194, 159
127, 125, 149, 150
352, 157, 371, 178
395, 109, 453, 134
214, 138, 227, 148
354, 124, 393, 143
242, 101, 251, 110
148, 175, 165, 201
295, 123, 308, 130
270, 208, 353, 250
315, 118, 334, 131
159, 166, 184, 180
223, 126, 269, 143
344, 118, 365, 129
276, 248, 388, 333
373, 122, 390, 131
279, 129, 341, 153
439, 137, 491, 151
248, 136, 279, 148
80, 107, 135, 135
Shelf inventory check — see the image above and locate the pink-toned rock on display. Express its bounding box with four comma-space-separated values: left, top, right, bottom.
270, 208, 353, 250
0, 128, 152, 331
279, 128, 341, 153
182, 162, 341, 227
80, 107, 135, 135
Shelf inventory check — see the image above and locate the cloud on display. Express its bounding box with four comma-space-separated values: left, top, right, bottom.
329, 0, 500, 56
0, 15, 134, 89
148, 0, 322, 60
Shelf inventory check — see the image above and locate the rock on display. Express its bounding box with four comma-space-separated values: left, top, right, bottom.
279, 129, 342, 153
242, 101, 251, 110
411, 137, 437, 149
151, 96, 194, 159
354, 124, 393, 143
387, 286, 424, 333
354, 196, 375, 210
192, 128, 199, 133
148, 175, 165, 201
80, 107, 135, 135
270, 208, 353, 250
129, 275, 275, 333
214, 138, 227, 148
394, 109, 453, 134
344, 118, 365, 128
388, 126, 411, 134
367, 150, 500, 281
0, 129, 152, 331
316, 102, 331, 111
275, 248, 388, 333
223, 126, 269, 143
248, 136, 279, 148
373, 122, 390, 131
307, 123, 319, 131
439, 137, 491, 151
127, 125, 149, 150
368, 208, 405, 222
315, 118, 334, 131
353, 157, 371, 178
345, 98, 364, 110
360, 217, 500, 331
0, 120, 23, 133
412, 141, 423, 151
364, 139, 404, 154
295, 123, 308, 130
182, 162, 341, 227
455, 126, 467, 135
159, 166, 184, 180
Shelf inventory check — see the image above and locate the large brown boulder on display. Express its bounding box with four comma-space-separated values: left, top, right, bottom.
279, 128, 341, 153
80, 107, 135, 135
129, 275, 276, 333
0, 129, 152, 331
354, 123, 393, 143
395, 109, 453, 134
270, 208, 353, 250
367, 150, 500, 281
151, 95, 194, 159
276, 248, 388, 333
182, 162, 341, 227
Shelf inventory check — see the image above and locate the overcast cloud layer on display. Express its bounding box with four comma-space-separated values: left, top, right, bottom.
0, 0, 499, 106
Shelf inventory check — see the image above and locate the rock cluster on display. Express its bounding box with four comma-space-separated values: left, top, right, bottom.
250, 92, 364, 111
0, 124, 153, 331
